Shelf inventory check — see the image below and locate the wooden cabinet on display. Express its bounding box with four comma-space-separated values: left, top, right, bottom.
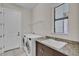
36, 41, 67, 56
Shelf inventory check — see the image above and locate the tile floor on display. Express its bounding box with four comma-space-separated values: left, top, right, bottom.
0, 48, 27, 56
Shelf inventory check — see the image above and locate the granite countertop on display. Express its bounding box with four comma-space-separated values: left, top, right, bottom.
36, 38, 79, 56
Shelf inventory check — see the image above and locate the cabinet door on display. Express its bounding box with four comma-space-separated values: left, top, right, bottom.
43, 45, 66, 56
36, 42, 67, 56
36, 41, 43, 56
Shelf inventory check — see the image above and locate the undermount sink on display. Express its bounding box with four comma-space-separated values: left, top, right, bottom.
41, 39, 68, 49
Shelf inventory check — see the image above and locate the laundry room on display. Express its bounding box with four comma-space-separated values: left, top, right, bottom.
0, 3, 79, 56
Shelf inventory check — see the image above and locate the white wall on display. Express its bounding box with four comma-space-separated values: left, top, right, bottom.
32, 3, 52, 36
21, 9, 32, 35
32, 3, 79, 42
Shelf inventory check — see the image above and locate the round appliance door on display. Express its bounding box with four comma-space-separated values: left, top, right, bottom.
25, 38, 32, 56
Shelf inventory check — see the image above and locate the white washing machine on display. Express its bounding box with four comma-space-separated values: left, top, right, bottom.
23, 34, 43, 56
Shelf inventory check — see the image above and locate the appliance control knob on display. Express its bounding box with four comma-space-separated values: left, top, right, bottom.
24, 35, 26, 37
29, 38, 31, 40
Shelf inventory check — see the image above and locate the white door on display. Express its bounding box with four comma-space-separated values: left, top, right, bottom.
4, 8, 21, 51
0, 7, 3, 54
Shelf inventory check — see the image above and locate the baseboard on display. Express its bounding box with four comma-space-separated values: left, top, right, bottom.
4, 47, 20, 53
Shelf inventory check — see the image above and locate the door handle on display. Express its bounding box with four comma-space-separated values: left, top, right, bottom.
0, 34, 5, 38
0, 35, 2, 38
0, 11, 2, 14
0, 23, 2, 26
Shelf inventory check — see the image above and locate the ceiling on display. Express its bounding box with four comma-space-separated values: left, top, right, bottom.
15, 3, 38, 10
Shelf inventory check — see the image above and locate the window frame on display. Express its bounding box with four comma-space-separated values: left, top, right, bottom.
54, 3, 69, 34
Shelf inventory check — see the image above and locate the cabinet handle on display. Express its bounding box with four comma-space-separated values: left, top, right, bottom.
41, 48, 44, 54
40, 48, 44, 55
42, 48, 44, 56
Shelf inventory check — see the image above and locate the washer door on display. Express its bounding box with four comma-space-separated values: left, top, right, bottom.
25, 38, 32, 56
